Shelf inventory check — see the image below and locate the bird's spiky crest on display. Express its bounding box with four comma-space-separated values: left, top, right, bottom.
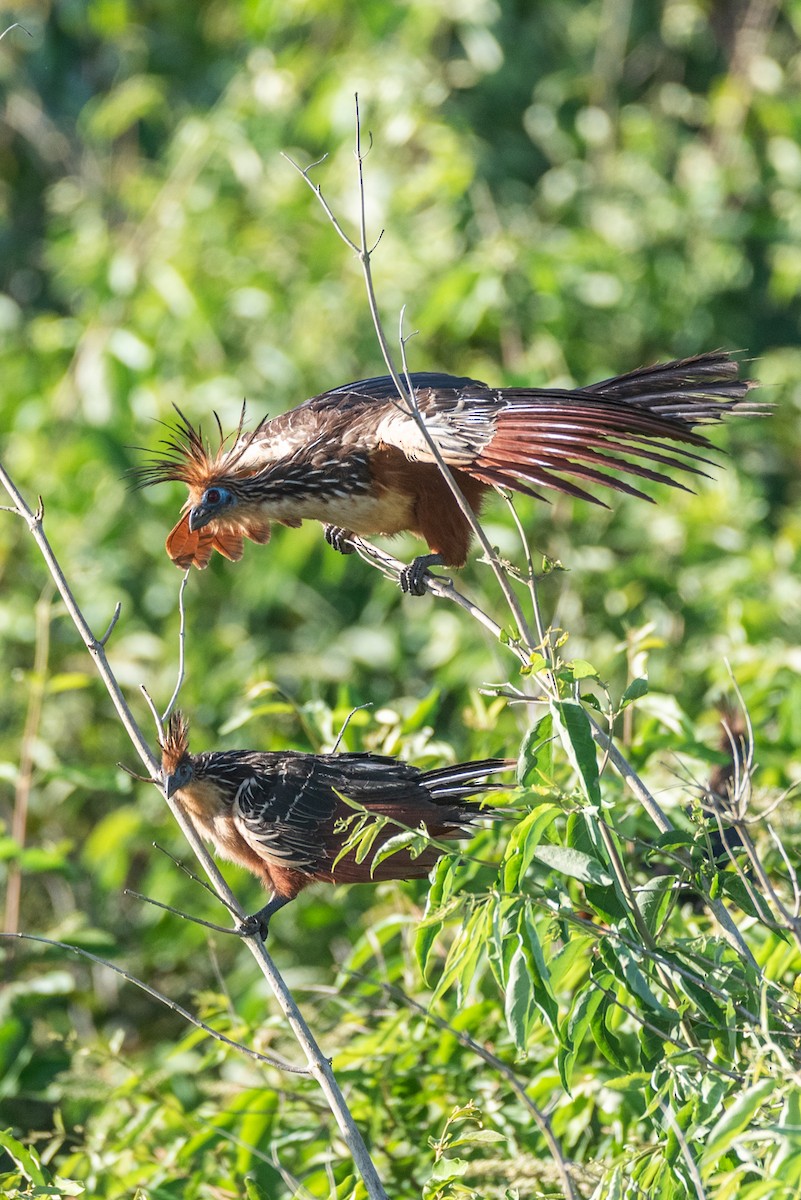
133, 402, 270, 490
161, 709, 191, 772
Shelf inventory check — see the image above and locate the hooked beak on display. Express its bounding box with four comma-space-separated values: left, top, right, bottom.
188, 504, 212, 533
162, 770, 178, 798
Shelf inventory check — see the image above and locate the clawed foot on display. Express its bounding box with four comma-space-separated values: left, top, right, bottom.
237, 912, 269, 939
399, 553, 446, 596
237, 894, 289, 939
324, 525, 357, 555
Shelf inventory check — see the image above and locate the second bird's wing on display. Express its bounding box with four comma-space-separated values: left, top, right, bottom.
230, 752, 434, 873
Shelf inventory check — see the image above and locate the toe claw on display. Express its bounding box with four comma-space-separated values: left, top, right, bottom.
399, 553, 445, 596
399, 564, 428, 596
324, 525, 356, 555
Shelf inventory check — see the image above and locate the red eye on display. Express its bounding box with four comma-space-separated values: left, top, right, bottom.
206, 488, 221, 504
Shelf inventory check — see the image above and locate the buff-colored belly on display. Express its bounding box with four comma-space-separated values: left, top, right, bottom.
256, 487, 416, 537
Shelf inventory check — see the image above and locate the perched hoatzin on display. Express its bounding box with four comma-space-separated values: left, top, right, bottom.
160, 711, 512, 937
139, 351, 757, 594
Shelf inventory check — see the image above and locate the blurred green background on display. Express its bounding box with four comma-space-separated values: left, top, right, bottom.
2, 1, 801, 1196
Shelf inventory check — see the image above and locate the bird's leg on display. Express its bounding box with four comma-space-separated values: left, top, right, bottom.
399, 553, 446, 596
324, 524, 357, 555
237, 894, 291, 939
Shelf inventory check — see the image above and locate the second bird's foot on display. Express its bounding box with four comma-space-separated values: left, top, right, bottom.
399, 553, 446, 596
324, 525, 357, 555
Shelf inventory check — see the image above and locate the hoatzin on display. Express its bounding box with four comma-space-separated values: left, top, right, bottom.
160, 711, 512, 937
139, 351, 758, 594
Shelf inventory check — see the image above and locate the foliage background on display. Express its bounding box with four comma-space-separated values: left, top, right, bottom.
1, 0, 801, 1196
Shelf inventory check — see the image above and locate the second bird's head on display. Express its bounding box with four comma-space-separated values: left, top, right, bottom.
160, 709, 194, 798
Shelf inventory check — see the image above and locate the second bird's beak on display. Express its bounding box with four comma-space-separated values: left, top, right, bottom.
162, 771, 177, 798
188, 504, 212, 533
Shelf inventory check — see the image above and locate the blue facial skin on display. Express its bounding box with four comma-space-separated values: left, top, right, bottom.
188, 486, 236, 532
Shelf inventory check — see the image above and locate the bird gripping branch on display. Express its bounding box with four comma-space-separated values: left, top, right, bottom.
138, 351, 759, 594
160, 712, 512, 938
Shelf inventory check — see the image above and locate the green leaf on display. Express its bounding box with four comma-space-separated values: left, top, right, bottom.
650, 831, 695, 852
570, 658, 599, 679
428, 1155, 469, 1182
522, 911, 559, 1033
0, 1131, 47, 1186
415, 856, 458, 982
720, 872, 779, 925
448, 1129, 506, 1148
501, 801, 562, 890
517, 713, 554, 786
558, 984, 604, 1091
638, 877, 674, 936
369, 829, 424, 872
599, 941, 676, 1021
701, 1080, 778, 1165
665, 1098, 696, 1168
504, 940, 533, 1052
531, 843, 612, 886
620, 677, 649, 708
551, 700, 601, 805
431, 905, 489, 1005
589, 995, 627, 1070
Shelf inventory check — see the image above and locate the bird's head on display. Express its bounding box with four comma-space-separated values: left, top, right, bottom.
134, 405, 273, 568
187, 483, 237, 532
160, 710, 194, 798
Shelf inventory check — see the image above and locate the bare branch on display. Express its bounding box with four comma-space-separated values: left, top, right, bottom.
330, 702, 372, 753
0, 460, 389, 1199
2, 931, 308, 1074
139, 684, 163, 739
0, 22, 33, 42
97, 601, 122, 647
162, 568, 190, 721
124, 888, 252, 936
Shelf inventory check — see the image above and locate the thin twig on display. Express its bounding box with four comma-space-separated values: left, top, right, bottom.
140, 684, 163, 740
97, 601, 122, 646
0, 22, 33, 42
124, 888, 251, 936
330, 702, 372, 753
152, 840, 242, 917
1, 931, 308, 1074
346, 533, 529, 655
162, 568, 190, 721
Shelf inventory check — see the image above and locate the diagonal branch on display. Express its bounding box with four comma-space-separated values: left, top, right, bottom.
0, 460, 389, 1200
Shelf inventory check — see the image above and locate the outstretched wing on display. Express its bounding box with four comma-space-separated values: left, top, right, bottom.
373, 351, 756, 504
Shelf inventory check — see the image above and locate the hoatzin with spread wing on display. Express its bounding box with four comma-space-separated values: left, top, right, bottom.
160, 712, 512, 937
139, 351, 758, 594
